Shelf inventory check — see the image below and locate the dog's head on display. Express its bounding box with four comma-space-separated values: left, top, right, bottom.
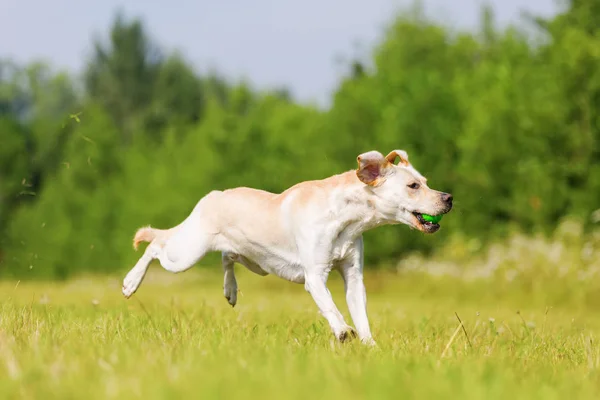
356, 150, 453, 233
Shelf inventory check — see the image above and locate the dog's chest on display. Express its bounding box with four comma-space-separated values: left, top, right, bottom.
330, 235, 359, 262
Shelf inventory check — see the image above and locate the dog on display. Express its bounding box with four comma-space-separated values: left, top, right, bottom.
122, 149, 453, 345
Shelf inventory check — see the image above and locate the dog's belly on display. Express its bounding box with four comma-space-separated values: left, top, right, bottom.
215, 236, 305, 283
239, 251, 305, 284
266, 262, 305, 284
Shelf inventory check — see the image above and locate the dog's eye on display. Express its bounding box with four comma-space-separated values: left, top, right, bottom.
408, 182, 420, 189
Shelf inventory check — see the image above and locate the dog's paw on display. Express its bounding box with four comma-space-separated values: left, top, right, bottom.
223, 283, 238, 307
337, 327, 358, 343
361, 337, 378, 347
122, 268, 145, 298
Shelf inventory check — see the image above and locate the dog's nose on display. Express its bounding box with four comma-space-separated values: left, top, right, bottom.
441, 193, 453, 204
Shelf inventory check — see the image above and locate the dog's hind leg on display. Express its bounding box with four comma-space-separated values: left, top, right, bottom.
221, 252, 269, 307
123, 225, 169, 298
122, 250, 154, 298
122, 212, 214, 298
153, 214, 213, 274
222, 252, 238, 307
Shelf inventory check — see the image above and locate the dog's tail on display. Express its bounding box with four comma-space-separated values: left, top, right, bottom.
133, 226, 162, 251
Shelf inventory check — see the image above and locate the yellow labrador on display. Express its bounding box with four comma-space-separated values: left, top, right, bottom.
122, 150, 453, 345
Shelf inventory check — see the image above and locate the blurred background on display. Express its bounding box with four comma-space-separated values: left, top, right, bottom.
1, 0, 599, 291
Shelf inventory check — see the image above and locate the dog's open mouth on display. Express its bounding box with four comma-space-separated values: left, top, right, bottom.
412, 212, 441, 234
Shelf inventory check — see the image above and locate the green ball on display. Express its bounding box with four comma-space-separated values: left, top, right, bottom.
421, 214, 443, 224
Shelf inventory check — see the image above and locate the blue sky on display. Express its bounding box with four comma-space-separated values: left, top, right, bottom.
0, 0, 559, 107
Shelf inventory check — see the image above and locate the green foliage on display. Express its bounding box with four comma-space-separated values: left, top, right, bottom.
0, 59, 78, 255
84, 13, 214, 143
0, 118, 30, 234
3, 2, 600, 277
84, 13, 162, 142
4, 106, 121, 278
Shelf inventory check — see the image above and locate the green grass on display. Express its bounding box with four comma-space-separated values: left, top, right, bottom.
1, 265, 600, 399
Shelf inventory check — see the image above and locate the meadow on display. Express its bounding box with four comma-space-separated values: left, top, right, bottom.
2, 228, 600, 400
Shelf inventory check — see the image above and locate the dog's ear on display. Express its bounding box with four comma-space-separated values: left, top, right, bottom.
356, 151, 390, 186
385, 150, 410, 166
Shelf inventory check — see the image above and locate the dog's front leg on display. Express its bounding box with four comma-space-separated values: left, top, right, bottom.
339, 237, 376, 346
304, 266, 356, 342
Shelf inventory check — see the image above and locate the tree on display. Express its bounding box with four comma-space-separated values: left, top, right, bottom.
85, 13, 208, 143
0, 59, 78, 254
85, 12, 163, 143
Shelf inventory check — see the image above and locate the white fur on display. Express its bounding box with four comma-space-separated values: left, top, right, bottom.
122, 150, 453, 345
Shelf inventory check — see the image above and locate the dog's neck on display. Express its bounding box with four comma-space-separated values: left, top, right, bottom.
330, 171, 397, 239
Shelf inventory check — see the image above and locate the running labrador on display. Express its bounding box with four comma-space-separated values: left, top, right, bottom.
122, 150, 453, 345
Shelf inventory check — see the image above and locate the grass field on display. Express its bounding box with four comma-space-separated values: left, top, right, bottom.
1, 263, 600, 399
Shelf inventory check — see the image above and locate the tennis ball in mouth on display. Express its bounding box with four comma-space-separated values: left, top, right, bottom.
421, 214, 443, 224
